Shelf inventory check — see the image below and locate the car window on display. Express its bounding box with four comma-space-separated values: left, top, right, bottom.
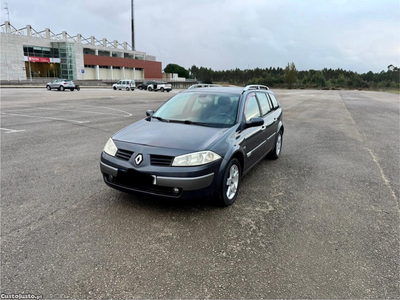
256, 92, 272, 115
244, 94, 261, 121
268, 94, 280, 109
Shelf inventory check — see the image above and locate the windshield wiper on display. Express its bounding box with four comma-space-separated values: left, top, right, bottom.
169, 119, 212, 127
152, 116, 169, 122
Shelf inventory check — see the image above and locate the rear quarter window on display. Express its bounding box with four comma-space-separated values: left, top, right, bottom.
268, 93, 280, 109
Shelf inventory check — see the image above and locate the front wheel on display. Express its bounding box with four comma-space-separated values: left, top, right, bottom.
113, 86, 117, 90
126, 87, 130, 91
46, 85, 51, 90
218, 158, 241, 206
269, 130, 283, 159
147, 87, 153, 91
59, 85, 65, 91
160, 87, 165, 92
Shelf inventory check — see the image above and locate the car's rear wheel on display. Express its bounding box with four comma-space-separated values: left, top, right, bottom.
160, 87, 165, 92
218, 158, 241, 206
59, 86, 65, 91
70, 88, 74, 91
46, 85, 51, 90
113, 86, 117, 90
269, 130, 283, 159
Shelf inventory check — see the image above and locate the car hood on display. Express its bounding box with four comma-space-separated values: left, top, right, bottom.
113, 119, 228, 151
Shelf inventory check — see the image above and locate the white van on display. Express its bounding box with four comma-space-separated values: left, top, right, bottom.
112, 80, 136, 91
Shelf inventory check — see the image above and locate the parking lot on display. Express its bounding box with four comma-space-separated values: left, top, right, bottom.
1, 87, 399, 299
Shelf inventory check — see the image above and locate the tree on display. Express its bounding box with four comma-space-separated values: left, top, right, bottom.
285, 62, 298, 88
164, 63, 189, 79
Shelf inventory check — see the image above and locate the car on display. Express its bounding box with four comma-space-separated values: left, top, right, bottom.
137, 81, 155, 90
46, 79, 78, 91
112, 79, 135, 91
188, 83, 222, 89
147, 81, 172, 92
100, 85, 284, 206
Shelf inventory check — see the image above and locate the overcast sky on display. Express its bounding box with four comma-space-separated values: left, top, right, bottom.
1, 0, 399, 73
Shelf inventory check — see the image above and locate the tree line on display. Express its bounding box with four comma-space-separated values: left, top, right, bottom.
164, 63, 399, 90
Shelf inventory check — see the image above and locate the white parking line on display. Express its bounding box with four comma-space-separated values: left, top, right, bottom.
1, 112, 90, 124
37, 106, 132, 117
0, 127, 26, 134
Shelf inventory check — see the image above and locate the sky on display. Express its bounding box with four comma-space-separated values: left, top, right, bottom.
1, 0, 399, 73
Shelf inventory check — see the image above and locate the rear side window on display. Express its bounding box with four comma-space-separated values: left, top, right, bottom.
244, 95, 261, 121
256, 93, 272, 115
268, 94, 280, 109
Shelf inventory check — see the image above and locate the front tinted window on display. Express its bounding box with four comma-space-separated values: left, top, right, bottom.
244, 95, 261, 121
153, 92, 240, 128
256, 92, 271, 115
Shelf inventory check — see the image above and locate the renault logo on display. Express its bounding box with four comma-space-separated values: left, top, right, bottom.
135, 154, 143, 165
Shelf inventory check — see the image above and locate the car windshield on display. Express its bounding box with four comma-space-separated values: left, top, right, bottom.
153, 92, 240, 128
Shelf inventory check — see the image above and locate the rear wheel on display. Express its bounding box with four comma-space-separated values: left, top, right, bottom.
46, 85, 51, 90
70, 88, 74, 91
269, 130, 283, 159
148, 87, 153, 91
59, 85, 65, 91
218, 158, 241, 206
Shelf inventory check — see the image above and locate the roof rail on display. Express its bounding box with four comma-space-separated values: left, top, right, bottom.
243, 85, 269, 92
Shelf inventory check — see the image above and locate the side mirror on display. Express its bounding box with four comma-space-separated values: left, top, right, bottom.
146, 109, 155, 117
245, 117, 264, 128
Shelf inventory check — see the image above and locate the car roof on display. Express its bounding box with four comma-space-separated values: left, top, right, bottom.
182, 86, 244, 95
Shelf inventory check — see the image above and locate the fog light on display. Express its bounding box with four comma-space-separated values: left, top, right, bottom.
109, 175, 114, 181
173, 187, 179, 194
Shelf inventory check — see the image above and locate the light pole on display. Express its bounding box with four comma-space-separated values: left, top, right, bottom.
131, 0, 135, 51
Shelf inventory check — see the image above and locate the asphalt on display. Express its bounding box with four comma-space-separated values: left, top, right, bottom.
1, 88, 399, 299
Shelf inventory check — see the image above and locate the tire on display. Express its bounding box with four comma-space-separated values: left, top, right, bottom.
59, 85, 65, 91
269, 130, 283, 160
167, 90, 171, 92
46, 85, 51, 90
160, 87, 165, 92
70, 88, 74, 91
126, 87, 130, 91
139, 86, 142, 90
148, 87, 153, 91
113, 86, 117, 90
218, 158, 241, 206
76, 86, 80, 91
131, 88, 135, 91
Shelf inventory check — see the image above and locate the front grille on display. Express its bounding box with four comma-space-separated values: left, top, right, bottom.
150, 155, 174, 166
116, 149, 134, 161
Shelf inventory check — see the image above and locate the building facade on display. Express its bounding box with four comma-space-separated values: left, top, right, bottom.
0, 22, 162, 81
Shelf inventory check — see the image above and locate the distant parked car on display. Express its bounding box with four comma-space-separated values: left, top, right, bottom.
112, 79, 135, 91
147, 81, 172, 92
46, 79, 78, 91
188, 84, 222, 89
138, 81, 155, 90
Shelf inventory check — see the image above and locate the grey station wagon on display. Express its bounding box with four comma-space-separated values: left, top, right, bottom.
100, 85, 284, 206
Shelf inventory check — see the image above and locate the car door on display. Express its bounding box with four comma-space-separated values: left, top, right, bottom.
255, 92, 277, 153
241, 93, 265, 172
50, 80, 58, 89
267, 93, 281, 132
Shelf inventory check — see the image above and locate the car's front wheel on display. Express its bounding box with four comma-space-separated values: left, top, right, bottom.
46, 85, 51, 90
113, 86, 117, 90
269, 130, 283, 159
126, 87, 130, 91
148, 87, 153, 91
160, 87, 165, 92
218, 158, 241, 206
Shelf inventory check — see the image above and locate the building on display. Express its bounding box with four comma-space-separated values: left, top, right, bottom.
0, 22, 162, 81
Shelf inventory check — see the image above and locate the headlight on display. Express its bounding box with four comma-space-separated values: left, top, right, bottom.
172, 151, 221, 167
103, 138, 117, 156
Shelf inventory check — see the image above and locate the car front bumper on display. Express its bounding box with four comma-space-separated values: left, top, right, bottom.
100, 148, 222, 199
